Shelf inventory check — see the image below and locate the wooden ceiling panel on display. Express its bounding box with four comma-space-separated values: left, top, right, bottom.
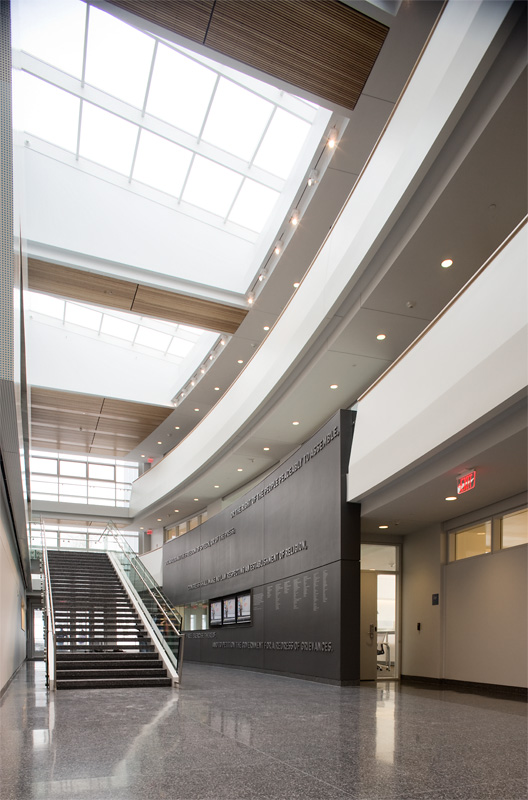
131, 285, 246, 334
28, 261, 247, 334
107, 0, 214, 44
206, 0, 388, 110
107, 0, 388, 111
28, 259, 137, 311
30, 388, 172, 457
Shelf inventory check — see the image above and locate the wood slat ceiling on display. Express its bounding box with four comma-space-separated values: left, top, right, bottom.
31, 388, 172, 457
107, 0, 388, 111
28, 259, 247, 335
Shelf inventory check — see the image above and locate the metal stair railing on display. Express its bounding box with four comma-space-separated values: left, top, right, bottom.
38, 518, 57, 691
103, 522, 184, 680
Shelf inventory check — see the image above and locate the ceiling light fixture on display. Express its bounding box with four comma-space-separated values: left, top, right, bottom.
157, 441, 162, 445
237, 359, 243, 364
174, 509, 179, 513
263, 447, 270, 451
194, 498, 199, 501
274, 241, 282, 255
220, 339, 225, 346
194, 408, 199, 412
441, 258, 453, 268
290, 209, 300, 226
376, 333, 386, 341
445, 496, 457, 501
174, 426, 180, 430
237, 468, 243, 472
157, 518, 162, 522
263, 325, 270, 331
209, 354, 214, 360
214, 386, 220, 391
330, 384, 338, 389
293, 282, 300, 289
140, 527, 144, 530
292, 421, 300, 426
379, 525, 389, 529
307, 169, 319, 187
327, 127, 338, 149
200, 367, 206, 374
141, 454, 145, 458
247, 293, 254, 305
214, 485, 219, 489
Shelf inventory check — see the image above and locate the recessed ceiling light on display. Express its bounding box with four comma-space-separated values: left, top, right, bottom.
157, 518, 162, 522
157, 441, 162, 445
140, 527, 144, 530
214, 387, 220, 391
445, 496, 457, 501
237, 468, 243, 472
292, 421, 300, 426
274, 242, 282, 255
441, 259, 453, 268
194, 408, 200, 412
293, 282, 300, 288
263, 447, 270, 451
174, 509, 179, 513
214, 485, 219, 489
237, 359, 243, 364
263, 326, 270, 331
141, 454, 145, 458
174, 426, 180, 430
290, 209, 299, 226
330, 384, 338, 389
220, 339, 225, 346
200, 368, 205, 374
194, 498, 199, 501
376, 334, 386, 341
209, 354, 214, 360
327, 127, 338, 149
379, 525, 389, 529
247, 293, 254, 305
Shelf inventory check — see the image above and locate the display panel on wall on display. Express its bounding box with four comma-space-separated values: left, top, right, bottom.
210, 591, 252, 626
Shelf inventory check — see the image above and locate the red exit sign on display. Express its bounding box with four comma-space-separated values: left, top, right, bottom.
457, 471, 476, 494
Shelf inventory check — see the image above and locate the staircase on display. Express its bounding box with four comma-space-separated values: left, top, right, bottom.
47, 550, 172, 689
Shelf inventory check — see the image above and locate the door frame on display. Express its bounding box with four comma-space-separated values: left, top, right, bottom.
360, 542, 401, 680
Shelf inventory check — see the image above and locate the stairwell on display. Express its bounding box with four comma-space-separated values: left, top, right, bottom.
47, 550, 172, 689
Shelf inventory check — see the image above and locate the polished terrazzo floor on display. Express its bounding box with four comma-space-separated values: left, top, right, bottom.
0, 661, 526, 800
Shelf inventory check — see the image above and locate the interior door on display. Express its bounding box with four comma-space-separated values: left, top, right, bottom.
360, 571, 377, 680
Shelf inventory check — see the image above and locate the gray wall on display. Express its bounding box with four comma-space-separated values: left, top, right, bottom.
163, 410, 360, 684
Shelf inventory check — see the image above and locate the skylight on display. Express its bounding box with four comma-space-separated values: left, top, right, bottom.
26, 290, 216, 365
13, 0, 336, 295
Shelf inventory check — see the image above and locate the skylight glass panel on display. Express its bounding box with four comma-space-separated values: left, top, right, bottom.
134, 328, 171, 352
84, 6, 155, 108
133, 130, 193, 197
16, 0, 86, 79
183, 156, 243, 217
201, 78, 274, 162
228, 180, 279, 233
167, 338, 195, 359
13, 72, 80, 152
65, 302, 102, 331
100, 315, 137, 342
146, 44, 217, 136
253, 108, 311, 179
27, 292, 65, 320
79, 103, 138, 175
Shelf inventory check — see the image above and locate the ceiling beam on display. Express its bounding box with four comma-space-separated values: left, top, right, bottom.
28, 258, 248, 334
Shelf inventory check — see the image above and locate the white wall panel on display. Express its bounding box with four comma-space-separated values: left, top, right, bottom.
0, 490, 26, 694
444, 545, 528, 687
348, 222, 527, 501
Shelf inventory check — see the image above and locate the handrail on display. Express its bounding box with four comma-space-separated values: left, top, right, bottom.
39, 517, 56, 691
104, 523, 182, 639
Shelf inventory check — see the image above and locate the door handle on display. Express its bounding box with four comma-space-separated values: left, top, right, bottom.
369, 624, 376, 640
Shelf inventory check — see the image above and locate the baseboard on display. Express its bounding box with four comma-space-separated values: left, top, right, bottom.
401, 674, 527, 701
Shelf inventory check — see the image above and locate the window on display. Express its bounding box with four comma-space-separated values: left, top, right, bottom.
501, 508, 528, 549
455, 521, 491, 560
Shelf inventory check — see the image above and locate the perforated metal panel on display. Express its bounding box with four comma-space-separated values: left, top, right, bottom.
0, 0, 13, 381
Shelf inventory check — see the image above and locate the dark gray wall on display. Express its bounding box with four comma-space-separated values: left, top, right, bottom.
163, 410, 359, 684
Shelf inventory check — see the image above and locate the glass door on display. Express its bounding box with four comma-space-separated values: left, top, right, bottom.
360, 544, 399, 680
